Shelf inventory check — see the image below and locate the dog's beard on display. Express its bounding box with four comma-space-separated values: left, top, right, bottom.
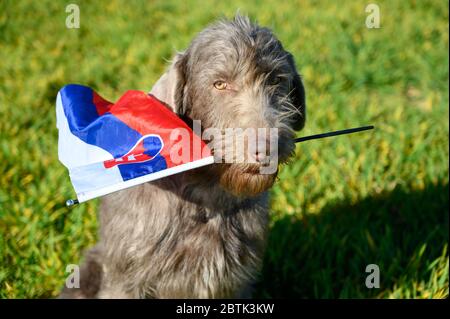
216, 163, 278, 197
182, 163, 277, 197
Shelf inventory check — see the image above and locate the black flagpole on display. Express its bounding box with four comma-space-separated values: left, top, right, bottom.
294, 125, 374, 144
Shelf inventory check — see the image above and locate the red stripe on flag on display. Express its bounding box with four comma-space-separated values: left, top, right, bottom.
93, 91, 113, 116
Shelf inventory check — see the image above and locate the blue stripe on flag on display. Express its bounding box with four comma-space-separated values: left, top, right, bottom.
119, 156, 167, 181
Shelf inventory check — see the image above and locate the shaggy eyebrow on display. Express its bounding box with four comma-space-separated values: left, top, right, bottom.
209, 68, 233, 81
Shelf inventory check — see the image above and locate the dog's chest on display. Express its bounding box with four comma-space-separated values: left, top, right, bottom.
147, 194, 268, 298
102, 183, 269, 298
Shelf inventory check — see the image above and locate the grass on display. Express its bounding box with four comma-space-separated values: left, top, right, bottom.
0, 0, 448, 298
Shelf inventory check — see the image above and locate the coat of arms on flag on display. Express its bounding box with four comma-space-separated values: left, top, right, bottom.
56, 84, 214, 204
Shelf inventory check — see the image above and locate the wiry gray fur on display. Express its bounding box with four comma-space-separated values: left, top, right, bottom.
59, 14, 305, 299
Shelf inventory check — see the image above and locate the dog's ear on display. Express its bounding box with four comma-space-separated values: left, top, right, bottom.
287, 54, 306, 131
150, 52, 188, 115
172, 52, 189, 116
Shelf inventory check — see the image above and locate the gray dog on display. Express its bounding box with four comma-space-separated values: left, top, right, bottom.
60, 14, 305, 299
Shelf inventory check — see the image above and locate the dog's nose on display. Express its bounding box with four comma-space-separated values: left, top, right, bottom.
254, 151, 267, 163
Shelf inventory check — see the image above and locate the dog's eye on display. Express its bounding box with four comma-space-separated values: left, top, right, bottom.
214, 80, 227, 90
270, 76, 282, 85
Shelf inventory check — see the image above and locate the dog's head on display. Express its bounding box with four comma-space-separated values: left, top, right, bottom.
151, 15, 306, 197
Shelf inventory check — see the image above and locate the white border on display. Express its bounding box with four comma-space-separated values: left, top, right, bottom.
76, 155, 215, 203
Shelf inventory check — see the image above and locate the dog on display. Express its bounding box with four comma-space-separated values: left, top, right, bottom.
60, 14, 305, 299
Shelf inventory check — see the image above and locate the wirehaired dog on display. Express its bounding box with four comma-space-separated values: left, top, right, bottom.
60, 14, 305, 299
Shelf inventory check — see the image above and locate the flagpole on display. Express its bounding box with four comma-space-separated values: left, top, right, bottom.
66, 199, 79, 207
294, 125, 374, 143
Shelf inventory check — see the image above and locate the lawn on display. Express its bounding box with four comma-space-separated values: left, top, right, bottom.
0, 0, 448, 298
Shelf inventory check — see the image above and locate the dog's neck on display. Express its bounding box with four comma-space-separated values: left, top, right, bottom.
153, 168, 264, 212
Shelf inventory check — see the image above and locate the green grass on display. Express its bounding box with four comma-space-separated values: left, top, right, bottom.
0, 0, 448, 298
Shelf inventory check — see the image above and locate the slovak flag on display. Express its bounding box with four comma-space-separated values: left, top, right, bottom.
56, 84, 214, 203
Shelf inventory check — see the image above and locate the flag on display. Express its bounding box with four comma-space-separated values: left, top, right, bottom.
56, 84, 214, 203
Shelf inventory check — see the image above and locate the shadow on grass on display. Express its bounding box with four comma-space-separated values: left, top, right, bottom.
256, 182, 449, 298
